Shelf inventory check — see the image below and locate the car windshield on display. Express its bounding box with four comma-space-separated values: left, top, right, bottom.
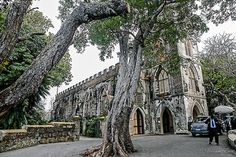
194, 116, 208, 122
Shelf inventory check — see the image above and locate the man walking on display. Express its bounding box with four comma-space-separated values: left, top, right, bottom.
205, 113, 219, 145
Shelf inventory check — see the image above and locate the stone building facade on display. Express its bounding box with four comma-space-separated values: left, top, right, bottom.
52, 40, 208, 135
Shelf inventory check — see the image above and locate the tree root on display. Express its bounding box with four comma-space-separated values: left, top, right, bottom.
80, 144, 102, 157
81, 141, 130, 157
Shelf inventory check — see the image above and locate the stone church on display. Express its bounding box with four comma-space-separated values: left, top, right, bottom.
52, 40, 208, 135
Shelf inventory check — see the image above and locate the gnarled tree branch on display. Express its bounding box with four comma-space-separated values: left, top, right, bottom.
0, 0, 129, 117
208, 81, 236, 109
27, 7, 39, 13
218, 91, 236, 109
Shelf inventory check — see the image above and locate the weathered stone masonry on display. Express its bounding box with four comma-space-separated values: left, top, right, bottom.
0, 120, 80, 153
53, 64, 119, 121
52, 40, 208, 135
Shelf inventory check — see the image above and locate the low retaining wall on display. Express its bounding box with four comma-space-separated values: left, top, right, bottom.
228, 130, 236, 150
0, 121, 80, 153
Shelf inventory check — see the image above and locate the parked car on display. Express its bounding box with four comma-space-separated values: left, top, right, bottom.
191, 116, 209, 137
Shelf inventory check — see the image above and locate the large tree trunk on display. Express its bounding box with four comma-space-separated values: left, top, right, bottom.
0, 0, 32, 64
82, 32, 143, 157
0, 1, 129, 117
82, 2, 174, 156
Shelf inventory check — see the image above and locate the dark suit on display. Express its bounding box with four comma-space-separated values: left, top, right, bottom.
205, 117, 219, 144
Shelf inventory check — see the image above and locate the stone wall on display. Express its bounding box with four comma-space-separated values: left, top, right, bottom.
52, 63, 119, 121
55, 63, 119, 101
0, 122, 80, 153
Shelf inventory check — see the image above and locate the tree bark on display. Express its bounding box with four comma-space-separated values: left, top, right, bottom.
82, 32, 143, 157
0, 0, 129, 117
0, 0, 32, 64
82, 2, 175, 156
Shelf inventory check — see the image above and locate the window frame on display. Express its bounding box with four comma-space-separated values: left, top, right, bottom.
158, 70, 170, 95
189, 68, 197, 92
185, 40, 193, 57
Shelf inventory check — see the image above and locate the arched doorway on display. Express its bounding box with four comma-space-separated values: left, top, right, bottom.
193, 105, 200, 120
131, 108, 144, 135
162, 108, 174, 133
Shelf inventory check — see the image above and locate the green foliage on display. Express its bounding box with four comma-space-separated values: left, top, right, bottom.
142, 1, 208, 73
0, 9, 72, 90
165, 52, 181, 75
88, 17, 123, 60
155, 1, 208, 43
89, 18, 120, 46
0, 103, 28, 129
23, 10, 53, 32
58, 0, 80, 22
59, 0, 208, 63
201, 0, 236, 25
84, 117, 102, 137
0, 12, 5, 31
0, 99, 48, 129
200, 33, 236, 109
48, 52, 72, 87
0, 0, 10, 31
0, 32, 48, 89
0, 9, 72, 129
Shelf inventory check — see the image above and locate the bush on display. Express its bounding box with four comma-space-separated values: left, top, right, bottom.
85, 117, 102, 137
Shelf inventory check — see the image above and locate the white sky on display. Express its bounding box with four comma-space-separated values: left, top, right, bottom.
32, 0, 236, 111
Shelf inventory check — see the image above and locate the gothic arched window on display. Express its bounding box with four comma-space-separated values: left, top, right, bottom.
185, 40, 193, 57
158, 70, 170, 94
189, 68, 197, 92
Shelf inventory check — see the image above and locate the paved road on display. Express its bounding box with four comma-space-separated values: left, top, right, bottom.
1, 135, 236, 157
130, 135, 236, 157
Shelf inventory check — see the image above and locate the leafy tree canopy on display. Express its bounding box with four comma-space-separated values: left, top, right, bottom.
200, 33, 236, 109
200, 0, 236, 25
59, 0, 208, 61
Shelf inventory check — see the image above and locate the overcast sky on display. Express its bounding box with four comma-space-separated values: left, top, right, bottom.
32, 0, 236, 111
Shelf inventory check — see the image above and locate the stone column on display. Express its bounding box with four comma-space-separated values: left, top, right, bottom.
73, 116, 80, 140
82, 118, 87, 136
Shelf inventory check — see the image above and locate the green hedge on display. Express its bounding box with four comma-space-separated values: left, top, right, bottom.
85, 117, 104, 137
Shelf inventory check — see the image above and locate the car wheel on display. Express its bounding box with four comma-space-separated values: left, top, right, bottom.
192, 133, 196, 137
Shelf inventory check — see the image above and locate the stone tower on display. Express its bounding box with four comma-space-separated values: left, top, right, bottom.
129, 40, 208, 135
